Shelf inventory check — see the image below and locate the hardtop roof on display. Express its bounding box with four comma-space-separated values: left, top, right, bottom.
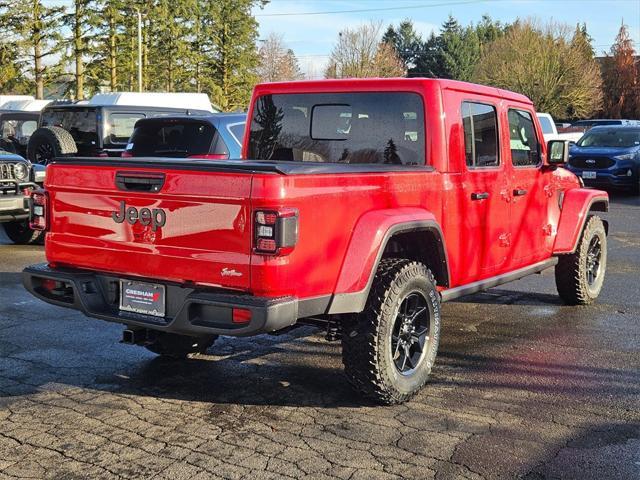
252, 78, 532, 105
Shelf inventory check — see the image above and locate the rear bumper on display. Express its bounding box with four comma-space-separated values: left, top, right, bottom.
22, 263, 299, 337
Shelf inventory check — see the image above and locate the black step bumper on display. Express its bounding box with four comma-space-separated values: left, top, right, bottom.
22, 263, 299, 337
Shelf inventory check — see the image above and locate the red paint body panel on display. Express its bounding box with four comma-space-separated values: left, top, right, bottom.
45, 165, 253, 290
553, 188, 609, 254
41, 78, 606, 308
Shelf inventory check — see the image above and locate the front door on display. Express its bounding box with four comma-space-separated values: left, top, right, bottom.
506, 107, 551, 267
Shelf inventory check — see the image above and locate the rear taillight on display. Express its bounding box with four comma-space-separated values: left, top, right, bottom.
254, 209, 298, 255
29, 190, 48, 231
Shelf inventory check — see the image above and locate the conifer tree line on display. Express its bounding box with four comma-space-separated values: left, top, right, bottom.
0, 0, 272, 110
0, 2, 638, 119
329, 15, 640, 120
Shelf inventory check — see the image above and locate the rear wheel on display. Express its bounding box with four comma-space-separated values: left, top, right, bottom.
27, 126, 77, 165
2, 220, 43, 245
144, 333, 217, 359
341, 259, 441, 405
555, 215, 607, 305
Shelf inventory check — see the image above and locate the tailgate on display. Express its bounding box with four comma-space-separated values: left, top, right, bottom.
45, 163, 254, 291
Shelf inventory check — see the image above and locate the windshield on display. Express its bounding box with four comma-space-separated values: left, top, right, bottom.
577, 129, 640, 148
40, 108, 98, 148
248, 92, 425, 165
537, 115, 554, 134
128, 120, 217, 157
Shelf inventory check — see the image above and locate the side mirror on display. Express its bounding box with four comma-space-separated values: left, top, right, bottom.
547, 140, 571, 165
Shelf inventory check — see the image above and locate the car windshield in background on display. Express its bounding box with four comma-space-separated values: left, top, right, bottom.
577, 129, 640, 148
40, 108, 98, 147
248, 92, 425, 165
129, 120, 216, 157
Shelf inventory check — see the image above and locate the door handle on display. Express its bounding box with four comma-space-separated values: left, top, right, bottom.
513, 189, 527, 197
471, 192, 489, 200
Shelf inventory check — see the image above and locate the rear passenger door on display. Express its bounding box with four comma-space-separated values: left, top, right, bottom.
460, 101, 511, 281
506, 108, 551, 266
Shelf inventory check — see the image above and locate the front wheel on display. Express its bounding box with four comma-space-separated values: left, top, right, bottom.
341, 259, 441, 405
2, 220, 43, 245
555, 215, 607, 305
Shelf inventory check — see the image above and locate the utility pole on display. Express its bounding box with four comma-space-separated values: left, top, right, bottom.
136, 8, 142, 92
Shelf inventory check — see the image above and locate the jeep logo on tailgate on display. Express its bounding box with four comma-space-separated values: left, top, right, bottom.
112, 201, 166, 231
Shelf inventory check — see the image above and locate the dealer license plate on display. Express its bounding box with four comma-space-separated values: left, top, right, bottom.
119, 280, 166, 317
582, 171, 597, 179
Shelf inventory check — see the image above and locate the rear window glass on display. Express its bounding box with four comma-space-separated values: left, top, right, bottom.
228, 123, 245, 146
128, 120, 217, 157
108, 112, 145, 143
40, 108, 98, 147
462, 102, 499, 168
577, 129, 640, 148
248, 92, 425, 165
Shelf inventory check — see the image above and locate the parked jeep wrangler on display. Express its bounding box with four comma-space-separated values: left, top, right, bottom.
23, 79, 608, 404
0, 110, 40, 159
27, 93, 215, 164
0, 150, 45, 244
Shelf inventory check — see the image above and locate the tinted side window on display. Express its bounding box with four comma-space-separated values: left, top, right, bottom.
508, 109, 540, 167
108, 113, 145, 144
462, 102, 499, 168
228, 123, 245, 146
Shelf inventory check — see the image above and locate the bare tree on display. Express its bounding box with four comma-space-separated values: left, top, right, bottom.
325, 21, 405, 79
257, 33, 303, 83
474, 20, 602, 119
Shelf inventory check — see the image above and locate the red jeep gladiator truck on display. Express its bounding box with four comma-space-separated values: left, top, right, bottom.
23, 79, 609, 404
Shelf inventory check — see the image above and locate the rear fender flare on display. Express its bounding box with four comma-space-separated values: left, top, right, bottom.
328, 208, 449, 314
553, 188, 609, 254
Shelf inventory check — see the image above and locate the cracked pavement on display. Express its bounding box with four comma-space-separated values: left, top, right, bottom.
0, 194, 639, 479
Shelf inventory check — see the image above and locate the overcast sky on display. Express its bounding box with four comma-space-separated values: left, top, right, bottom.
254, 0, 640, 78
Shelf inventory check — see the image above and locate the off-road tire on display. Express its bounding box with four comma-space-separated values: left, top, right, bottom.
341, 259, 441, 405
2, 220, 43, 245
27, 126, 77, 165
145, 333, 218, 359
555, 215, 607, 305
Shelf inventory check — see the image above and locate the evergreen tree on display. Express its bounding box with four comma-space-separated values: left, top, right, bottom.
198, 0, 266, 111
382, 19, 424, 72
2, 0, 66, 98
62, 0, 100, 99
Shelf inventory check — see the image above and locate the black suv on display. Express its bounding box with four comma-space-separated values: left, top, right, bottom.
27, 103, 212, 164
0, 150, 45, 244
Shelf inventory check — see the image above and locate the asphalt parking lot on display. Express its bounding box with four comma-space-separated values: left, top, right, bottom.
0, 195, 638, 480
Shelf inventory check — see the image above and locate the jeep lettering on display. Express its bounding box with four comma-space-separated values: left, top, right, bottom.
111, 201, 166, 231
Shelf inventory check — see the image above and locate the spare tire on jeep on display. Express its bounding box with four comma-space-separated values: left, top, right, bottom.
27, 126, 77, 165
